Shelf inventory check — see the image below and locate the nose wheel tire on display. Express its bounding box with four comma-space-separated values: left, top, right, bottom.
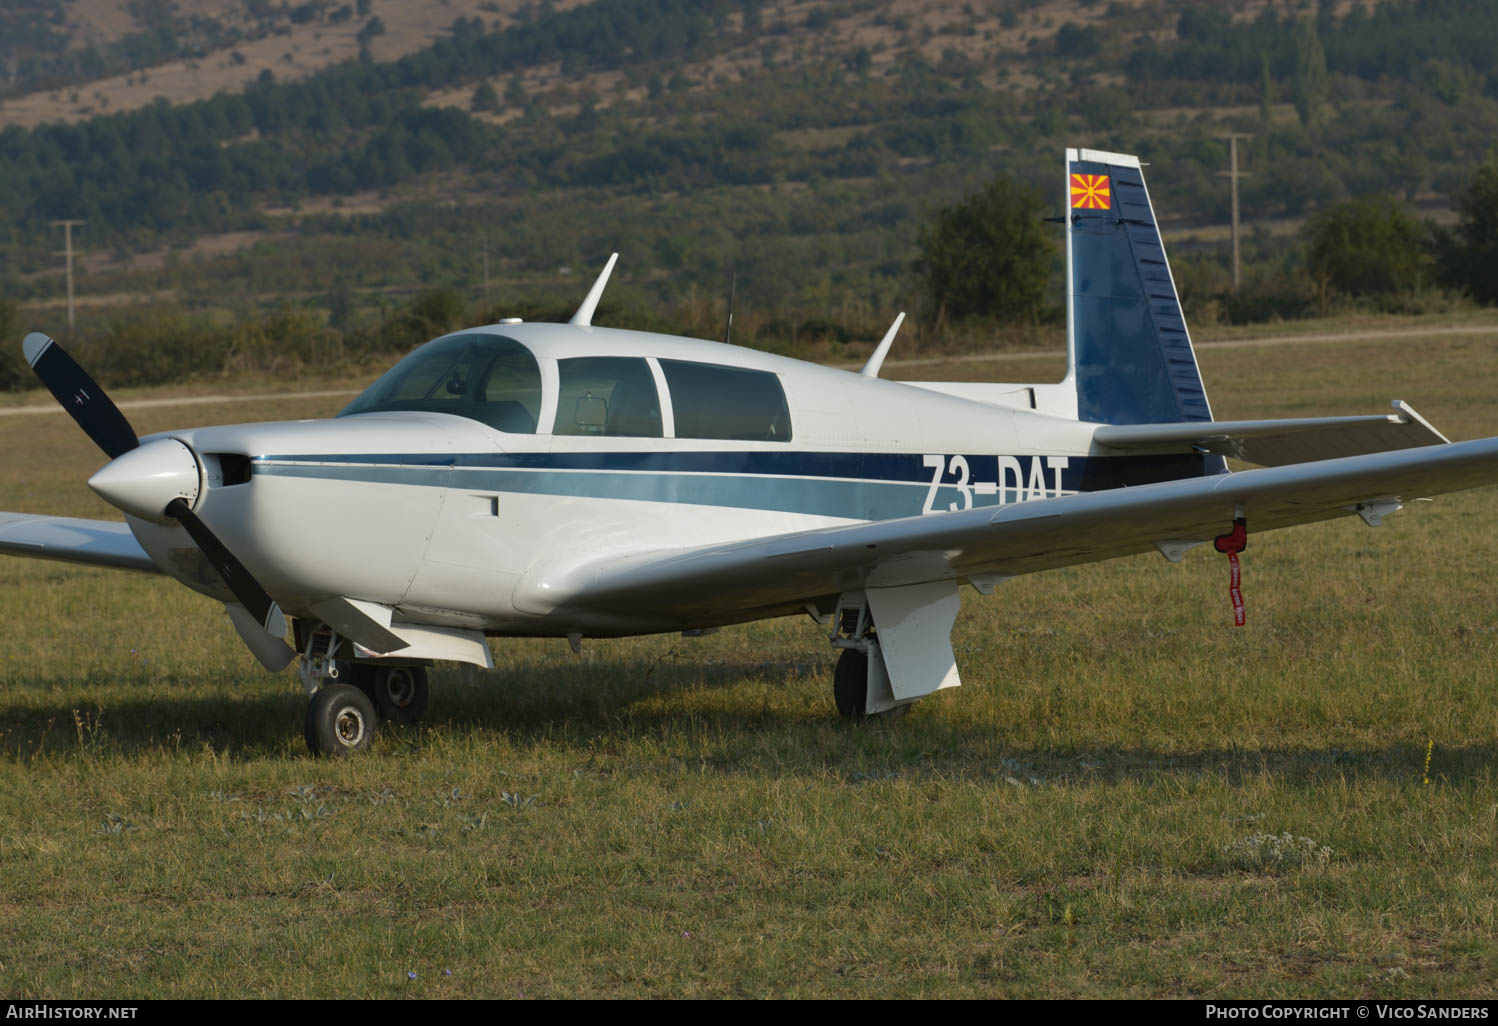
305, 683, 378, 756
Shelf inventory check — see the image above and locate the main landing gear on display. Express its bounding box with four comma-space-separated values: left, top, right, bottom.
827, 594, 914, 721
296, 621, 431, 756
347, 663, 430, 724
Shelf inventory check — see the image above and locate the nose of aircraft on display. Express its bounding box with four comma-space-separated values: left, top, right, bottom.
87, 437, 201, 522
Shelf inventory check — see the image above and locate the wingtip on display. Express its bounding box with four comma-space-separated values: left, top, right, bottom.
21, 332, 53, 368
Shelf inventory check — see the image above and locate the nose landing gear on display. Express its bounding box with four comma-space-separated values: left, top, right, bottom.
304, 683, 377, 756
295, 620, 431, 756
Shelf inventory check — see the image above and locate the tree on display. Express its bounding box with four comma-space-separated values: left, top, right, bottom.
1054, 22, 1102, 58
916, 177, 1054, 324
1437, 157, 1498, 305
0, 300, 24, 392
470, 80, 499, 111
504, 75, 526, 107
1302, 195, 1429, 299
1291, 14, 1327, 131
356, 16, 385, 47
1258, 51, 1274, 126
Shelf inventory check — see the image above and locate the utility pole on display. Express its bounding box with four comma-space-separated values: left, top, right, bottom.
481, 231, 490, 301
1217, 135, 1252, 292
50, 219, 85, 329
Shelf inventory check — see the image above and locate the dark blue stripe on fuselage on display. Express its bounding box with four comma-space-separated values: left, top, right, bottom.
254, 450, 1213, 504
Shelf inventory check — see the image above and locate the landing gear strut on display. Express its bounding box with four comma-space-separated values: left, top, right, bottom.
827, 594, 913, 721
294, 620, 432, 756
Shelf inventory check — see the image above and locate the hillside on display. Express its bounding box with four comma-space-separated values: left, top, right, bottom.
3, 0, 1497, 345
0, 0, 595, 128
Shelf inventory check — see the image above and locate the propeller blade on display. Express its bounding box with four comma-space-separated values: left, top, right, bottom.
165, 498, 286, 637
24, 333, 291, 665
224, 603, 296, 672
22, 333, 138, 459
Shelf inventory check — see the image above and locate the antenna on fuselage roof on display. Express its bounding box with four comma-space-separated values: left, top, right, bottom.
568, 252, 618, 327
722, 268, 736, 345
859, 311, 906, 378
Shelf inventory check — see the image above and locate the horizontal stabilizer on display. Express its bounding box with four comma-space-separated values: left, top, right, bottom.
1092, 401, 1448, 467
0, 512, 159, 573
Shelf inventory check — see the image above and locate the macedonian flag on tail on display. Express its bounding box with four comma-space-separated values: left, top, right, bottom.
1070, 172, 1111, 209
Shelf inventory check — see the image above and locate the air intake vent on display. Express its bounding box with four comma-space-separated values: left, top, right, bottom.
213, 453, 252, 486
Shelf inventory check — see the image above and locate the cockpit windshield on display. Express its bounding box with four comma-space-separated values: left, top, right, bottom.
339, 333, 542, 433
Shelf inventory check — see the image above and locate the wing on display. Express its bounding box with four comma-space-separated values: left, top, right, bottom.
1093, 401, 1447, 466
516, 436, 1498, 627
0, 512, 161, 574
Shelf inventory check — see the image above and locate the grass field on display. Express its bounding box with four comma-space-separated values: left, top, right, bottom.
3, 329, 1498, 997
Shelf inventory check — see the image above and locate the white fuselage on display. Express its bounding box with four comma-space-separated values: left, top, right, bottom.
125, 322, 1144, 638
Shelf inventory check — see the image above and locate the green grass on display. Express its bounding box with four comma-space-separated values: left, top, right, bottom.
3, 328, 1498, 997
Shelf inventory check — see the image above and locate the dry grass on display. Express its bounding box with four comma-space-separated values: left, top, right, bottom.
2, 325, 1498, 996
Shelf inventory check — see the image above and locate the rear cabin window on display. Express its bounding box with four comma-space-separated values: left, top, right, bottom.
339, 334, 542, 434
660, 360, 792, 442
553, 356, 663, 437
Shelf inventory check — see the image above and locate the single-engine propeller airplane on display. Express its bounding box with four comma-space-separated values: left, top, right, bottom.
5, 148, 1498, 756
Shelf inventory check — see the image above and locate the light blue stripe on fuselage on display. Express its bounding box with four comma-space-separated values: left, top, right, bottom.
253, 462, 1016, 521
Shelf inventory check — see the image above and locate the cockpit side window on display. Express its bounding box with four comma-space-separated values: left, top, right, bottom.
553, 357, 663, 437
339, 334, 542, 433
659, 360, 792, 442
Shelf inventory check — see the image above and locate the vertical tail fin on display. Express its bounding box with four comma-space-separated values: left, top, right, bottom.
1064, 148, 1213, 426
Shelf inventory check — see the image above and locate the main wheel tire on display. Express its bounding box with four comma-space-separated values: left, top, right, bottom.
370, 666, 429, 724
342, 664, 429, 724
305, 683, 378, 757
832, 647, 913, 722
833, 648, 869, 719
